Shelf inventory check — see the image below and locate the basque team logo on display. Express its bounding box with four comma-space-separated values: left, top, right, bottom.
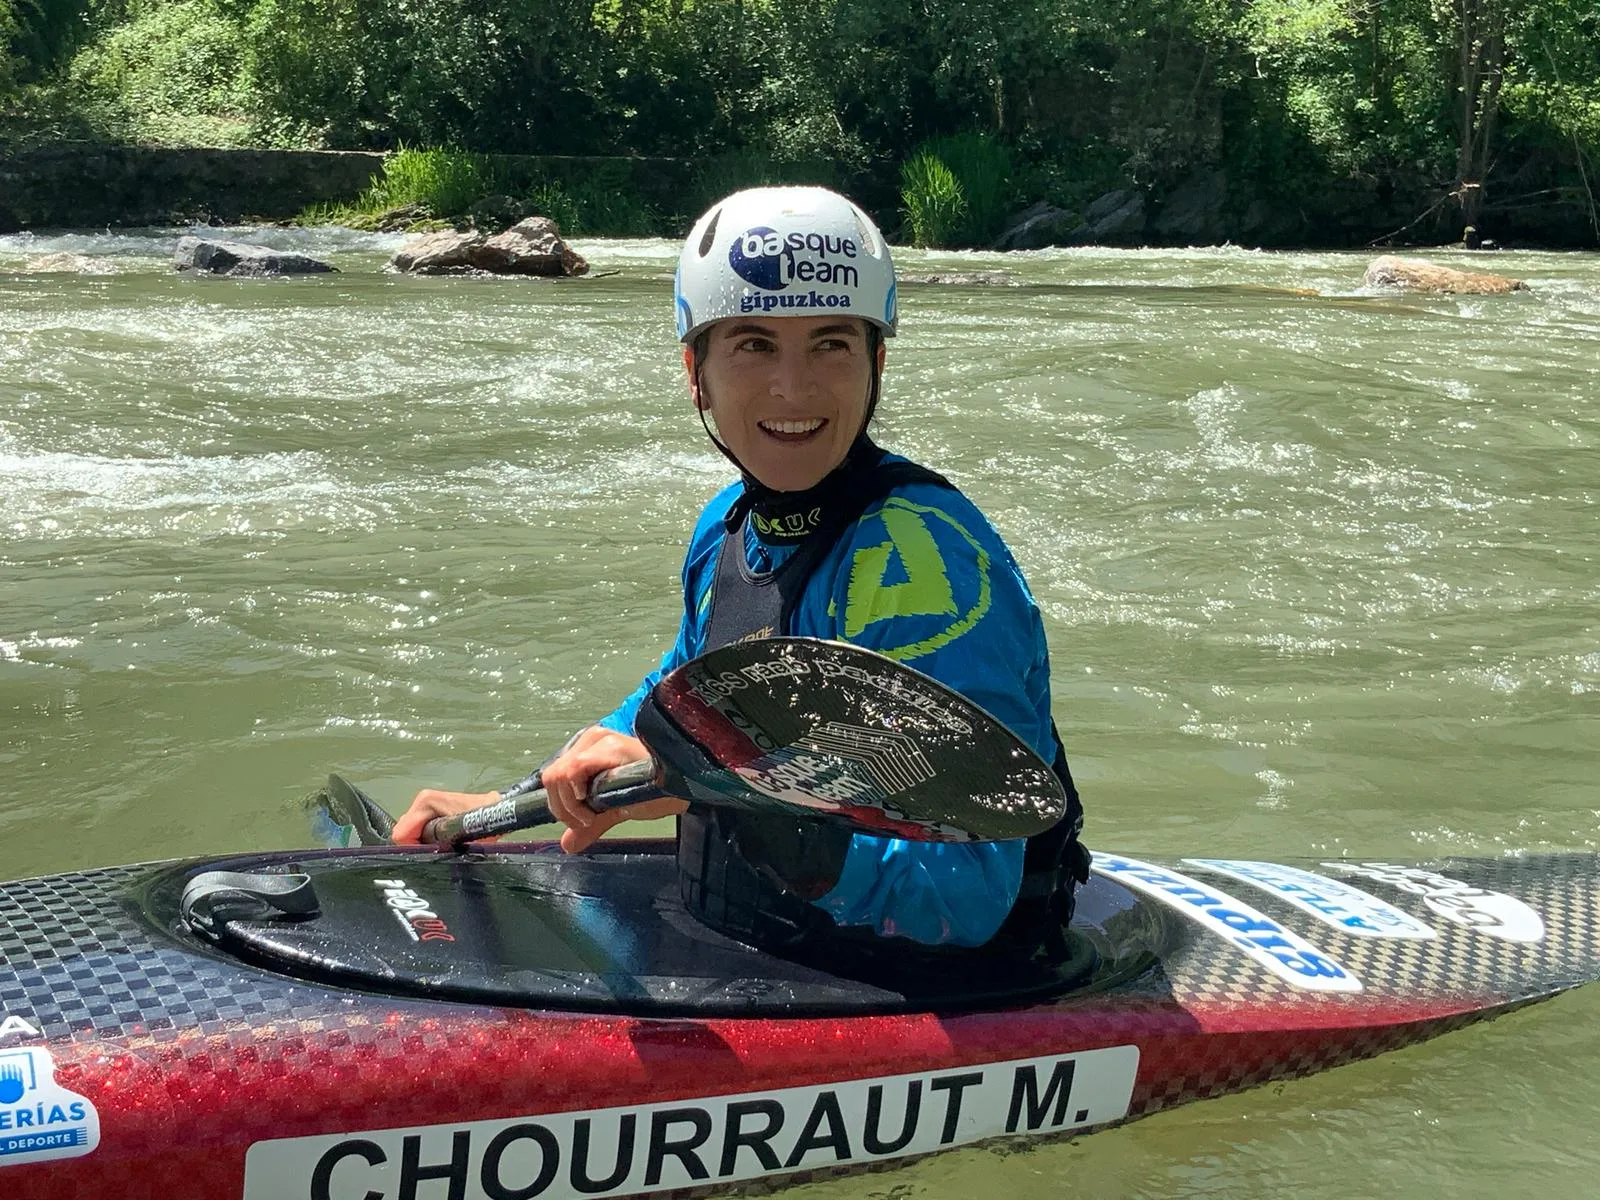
729, 225, 789, 290
728, 227, 861, 293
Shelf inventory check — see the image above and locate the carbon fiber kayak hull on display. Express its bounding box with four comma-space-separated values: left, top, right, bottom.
2, 841, 1596, 1198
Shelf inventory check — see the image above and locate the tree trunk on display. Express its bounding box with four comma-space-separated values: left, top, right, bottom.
1451, 0, 1506, 236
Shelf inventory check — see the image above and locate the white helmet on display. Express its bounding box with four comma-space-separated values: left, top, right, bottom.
675, 186, 897, 344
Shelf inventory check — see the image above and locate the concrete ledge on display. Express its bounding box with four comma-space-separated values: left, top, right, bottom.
0, 147, 386, 231
0, 147, 694, 232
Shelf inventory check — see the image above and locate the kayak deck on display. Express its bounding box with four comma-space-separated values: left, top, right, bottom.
1, 842, 1597, 1198
161, 845, 1109, 1015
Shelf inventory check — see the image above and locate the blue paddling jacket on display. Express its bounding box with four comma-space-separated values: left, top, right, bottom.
601, 451, 1069, 947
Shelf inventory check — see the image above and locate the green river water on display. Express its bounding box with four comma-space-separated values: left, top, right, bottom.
2, 228, 1597, 1197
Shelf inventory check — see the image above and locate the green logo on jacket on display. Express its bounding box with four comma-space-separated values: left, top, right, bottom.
843, 498, 992, 660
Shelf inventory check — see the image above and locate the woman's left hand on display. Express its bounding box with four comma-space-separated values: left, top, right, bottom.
539, 726, 688, 853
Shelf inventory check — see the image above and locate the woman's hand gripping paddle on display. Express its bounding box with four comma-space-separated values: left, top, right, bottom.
416, 637, 1068, 848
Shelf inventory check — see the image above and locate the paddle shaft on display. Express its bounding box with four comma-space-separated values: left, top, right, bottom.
420, 758, 663, 845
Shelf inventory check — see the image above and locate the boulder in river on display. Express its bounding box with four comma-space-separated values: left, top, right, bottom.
1363, 256, 1526, 295
993, 202, 1078, 251
390, 217, 589, 277
1067, 189, 1147, 246
175, 237, 336, 277
1152, 169, 1229, 244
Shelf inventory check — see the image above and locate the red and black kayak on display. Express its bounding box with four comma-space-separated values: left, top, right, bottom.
2, 838, 1595, 1199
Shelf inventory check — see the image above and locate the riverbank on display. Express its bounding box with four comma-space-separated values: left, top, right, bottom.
2, 145, 1596, 248
0, 146, 695, 235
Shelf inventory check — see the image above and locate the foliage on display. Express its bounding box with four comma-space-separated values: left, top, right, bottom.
361, 145, 492, 215
899, 151, 967, 247
7, 0, 94, 80
913, 131, 1012, 245
294, 146, 660, 235
240, 0, 613, 151
63, 0, 256, 145
553, 171, 659, 236
1, 1, 18, 101
5, 0, 1600, 242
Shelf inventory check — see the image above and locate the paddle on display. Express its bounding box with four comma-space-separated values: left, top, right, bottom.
303, 774, 398, 847
417, 636, 1068, 847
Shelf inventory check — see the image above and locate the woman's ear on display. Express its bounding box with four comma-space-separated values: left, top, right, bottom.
683, 346, 709, 410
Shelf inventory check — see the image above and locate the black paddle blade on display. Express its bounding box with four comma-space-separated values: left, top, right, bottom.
302, 774, 397, 847
637, 638, 1067, 842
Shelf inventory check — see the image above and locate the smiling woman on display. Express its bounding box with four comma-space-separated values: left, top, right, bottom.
396, 186, 1089, 956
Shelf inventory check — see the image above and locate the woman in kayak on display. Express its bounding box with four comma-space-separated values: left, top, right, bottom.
395, 187, 1085, 953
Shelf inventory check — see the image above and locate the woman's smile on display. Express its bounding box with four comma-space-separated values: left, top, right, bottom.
758, 417, 828, 440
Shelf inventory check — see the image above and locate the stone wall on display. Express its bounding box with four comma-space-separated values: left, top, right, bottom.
0, 147, 695, 233
0, 147, 386, 231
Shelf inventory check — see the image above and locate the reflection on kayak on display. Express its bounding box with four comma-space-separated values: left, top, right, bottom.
1, 840, 1597, 1196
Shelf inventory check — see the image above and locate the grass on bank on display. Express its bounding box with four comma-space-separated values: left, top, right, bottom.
302, 143, 1027, 248
296, 146, 660, 236
900, 132, 1015, 248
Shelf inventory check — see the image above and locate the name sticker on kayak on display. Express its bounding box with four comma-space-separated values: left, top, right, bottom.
1093, 855, 1361, 992
1320, 862, 1545, 943
242, 1046, 1138, 1200
0, 1046, 100, 1168
1183, 859, 1437, 940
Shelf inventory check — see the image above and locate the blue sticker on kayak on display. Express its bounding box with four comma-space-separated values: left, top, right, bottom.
1093, 855, 1361, 993
0, 1045, 100, 1168
1183, 860, 1437, 940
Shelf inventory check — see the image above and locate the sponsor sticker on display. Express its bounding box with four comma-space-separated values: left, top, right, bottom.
729, 227, 859, 292
1183, 859, 1437, 940
1093, 855, 1361, 992
373, 879, 456, 943
728, 227, 858, 314
734, 749, 880, 809
0, 1046, 100, 1168
733, 724, 936, 810
459, 798, 519, 839
1319, 862, 1545, 943
243, 1047, 1138, 1200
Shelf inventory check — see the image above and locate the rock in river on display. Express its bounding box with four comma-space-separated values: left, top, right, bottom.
993, 202, 1078, 251
1364, 256, 1526, 295
390, 217, 589, 277
174, 237, 336, 277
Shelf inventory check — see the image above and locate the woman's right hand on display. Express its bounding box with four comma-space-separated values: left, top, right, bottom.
541, 726, 687, 854
391, 788, 500, 844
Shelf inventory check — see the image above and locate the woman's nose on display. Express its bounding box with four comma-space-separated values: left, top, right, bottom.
769, 353, 810, 402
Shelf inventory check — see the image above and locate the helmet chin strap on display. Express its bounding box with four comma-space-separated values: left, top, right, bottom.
694, 328, 883, 493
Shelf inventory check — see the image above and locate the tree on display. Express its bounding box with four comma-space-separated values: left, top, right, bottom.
1435, 0, 1506, 229
1, 1, 19, 102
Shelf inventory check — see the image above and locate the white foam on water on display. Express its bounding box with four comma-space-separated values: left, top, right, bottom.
0, 430, 375, 538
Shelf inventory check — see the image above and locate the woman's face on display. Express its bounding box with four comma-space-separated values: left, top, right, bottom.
686, 315, 885, 492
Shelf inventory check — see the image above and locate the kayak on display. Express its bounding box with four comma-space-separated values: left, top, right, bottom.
2, 837, 1594, 1199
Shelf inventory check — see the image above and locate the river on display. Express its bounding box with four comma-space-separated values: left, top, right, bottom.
2, 227, 1597, 1197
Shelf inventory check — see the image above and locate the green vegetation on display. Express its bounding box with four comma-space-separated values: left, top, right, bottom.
294, 146, 662, 235
901, 133, 1013, 247
900, 153, 967, 248
3, 0, 1598, 244
362, 147, 493, 218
